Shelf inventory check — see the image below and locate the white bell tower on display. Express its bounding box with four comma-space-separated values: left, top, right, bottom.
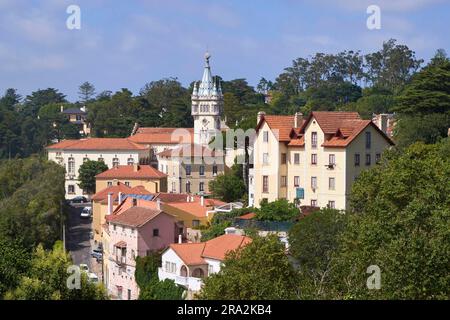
192, 52, 223, 146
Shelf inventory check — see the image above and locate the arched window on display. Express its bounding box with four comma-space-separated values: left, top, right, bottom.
192, 268, 204, 278
180, 265, 188, 277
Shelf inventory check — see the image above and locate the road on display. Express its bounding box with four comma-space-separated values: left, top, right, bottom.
66, 203, 93, 269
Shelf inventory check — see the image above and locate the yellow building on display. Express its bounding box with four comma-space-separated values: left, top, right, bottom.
95, 164, 167, 194
251, 111, 394, 210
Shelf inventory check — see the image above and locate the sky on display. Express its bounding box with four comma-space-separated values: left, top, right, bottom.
0, 0, 449, 101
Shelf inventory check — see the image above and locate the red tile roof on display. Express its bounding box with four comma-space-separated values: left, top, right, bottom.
47, 138, 148, 151
95, 165, 166, 179
92, 183, 151, 203
129, 127, 194, 145
107, 206, 165, 227
168, 234, 252, 265
163, 201, 215, 218
237, 212, 256, 220
115, 241, 127, 248
256, 115, 303, 142
307, 111, 361, 134
157, 144, 223, 158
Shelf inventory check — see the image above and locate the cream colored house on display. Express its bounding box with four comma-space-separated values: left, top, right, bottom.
47, 138, 149, 199
252, 111, 394, 210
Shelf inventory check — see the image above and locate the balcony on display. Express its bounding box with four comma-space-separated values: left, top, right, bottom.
110, 255, 127, 266
158, 268, 203, 292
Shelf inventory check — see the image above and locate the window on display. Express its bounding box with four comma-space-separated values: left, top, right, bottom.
199, 182, 204, 192
112, 157, 119, 168
375, 153, 381, 163
98, 157, 104, 163
153, 229, 159, 237
281, 153, 287, 164
263, 131, 269, 142
329, 154, 336, 165
366, 154, 371, 166
263, 153, 269, 165
107, 181, 112, 187
185, 165, 191, 176
213, 165, 218, 176
199, 165, 205, 176
311, 154, 317, 165
311, 132, 318, 148
328, 201, 336, 209
127, 158, 134, 165
68, 185, 75, 194
192, 220, 200, 228
280, 176, 287, 187
113, 224, 116, 231
329, 177, 335, 190
294, 176, 300, 187
208, 265, 214, 275
311, 199, 317, 207
354, 153, 360, 166
262, 176, 269, 193
294, 153, 300, 165
68, 157, 75, 174
186, 181, 191, 193
165, 261, 170, 272
171, 263, 176, 273
365, 132, 371, 149
311, 177, 317, 190
171, 182, 176, 192
83, 157, 89, 163
127, 289, 131, 300
125, 181, 130, 187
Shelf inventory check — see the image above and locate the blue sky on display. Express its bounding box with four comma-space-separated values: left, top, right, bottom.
0, 0, 449, 101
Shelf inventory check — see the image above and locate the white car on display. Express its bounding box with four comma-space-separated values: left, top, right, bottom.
87, 273, 99, 284
79, 264, 89, 273
80, 207, 92, 218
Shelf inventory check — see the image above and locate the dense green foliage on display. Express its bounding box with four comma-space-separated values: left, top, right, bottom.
5, 241, 107, 300
289, 209, 348, 299
323, 140, 450, 299
198, 235, 299, 300
208, 163, 246, 202
0, 156, 66, 249
135, 253, 184, 300
256, 199, 299, 221
78, 160, 109, 194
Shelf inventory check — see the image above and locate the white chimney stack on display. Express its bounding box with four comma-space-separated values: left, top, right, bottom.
200, 196, 204, 207
118, 192, 123, 204
156, 198, 161, 210
294, 112, 303, 128
257, 111, 266, 124
107, 192, 113, 215
186, 195, 190, 202
178, 234, 182, 244
60, 105, 64, 113
190, 195, 194, 202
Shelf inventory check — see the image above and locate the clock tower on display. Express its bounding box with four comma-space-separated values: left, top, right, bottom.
192, 52, 223, 146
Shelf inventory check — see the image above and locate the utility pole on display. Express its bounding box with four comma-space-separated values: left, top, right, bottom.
60, 200, 66, 251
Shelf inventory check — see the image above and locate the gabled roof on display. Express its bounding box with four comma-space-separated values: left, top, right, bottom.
91, 183, 151, 203
167, 234, 252, 266
301, 111, 361, 134
256, 115, 303, 142
46, 138, 149, 151
107, 206, 165, 228
95, 165, 166, 179
129, 127, 194, 145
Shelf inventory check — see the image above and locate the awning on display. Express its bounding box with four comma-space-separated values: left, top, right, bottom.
115, 241, 127, 248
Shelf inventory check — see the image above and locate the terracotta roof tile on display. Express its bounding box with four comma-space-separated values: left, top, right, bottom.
129, 127, 194, 144
115, 241, 127, 248
237, 212, 256, 220
47, 138, 148, 151
257, 115, 303, 142
168, 234, 252, 265
95, 165, 166, 179
309, 111, 361, 134
92, 183, 152, 203
107, 206, 164, 227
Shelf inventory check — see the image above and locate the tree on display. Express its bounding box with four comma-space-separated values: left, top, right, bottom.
135, 253, 184, 300
5, 241, 107, 300
78, 160, 108, 194
326, 141, 450, 299
78, 82, 96, 103
256, 199, 299, 221
209, 163, 246, 202
289, 209, 348, 299
0, 237, 31, 297
23, 88, 66, 117
198, 235, 299, 299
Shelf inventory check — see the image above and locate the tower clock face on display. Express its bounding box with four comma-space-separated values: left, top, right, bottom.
202, 118, 209, 126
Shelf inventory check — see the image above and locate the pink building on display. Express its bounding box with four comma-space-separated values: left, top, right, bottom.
105, 198, 183, 300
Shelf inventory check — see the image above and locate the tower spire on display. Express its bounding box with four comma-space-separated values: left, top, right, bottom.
199, 51, 214, 96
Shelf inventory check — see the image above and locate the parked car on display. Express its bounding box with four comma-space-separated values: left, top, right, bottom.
79, 264, 89, 273
70, 196, 88, 204
87, 273, 99, 284
91, 250, 103, 260
80, 207, 92, 219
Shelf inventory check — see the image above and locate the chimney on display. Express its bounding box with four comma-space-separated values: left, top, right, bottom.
190, 195, 194, 202
186, 195, 190, 202
200, 196, 204, 207
118, 192, 123, 204
60, 105, 64, 113
132, 198, 137, 207
294, 112, 303, 128
257, 111, 266, 124
133, 163, 139, 172
178, 234, 182, 244
156, 198, 161, 210
107, 192, 113, 215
